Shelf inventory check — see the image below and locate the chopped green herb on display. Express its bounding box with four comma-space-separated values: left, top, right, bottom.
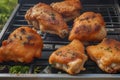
114, 46, 120, 51
104, 47, 111, 50
104, 47, 112, 53
100, 47, 103, 49
34, 66, 41, 73
9, 66, 29, 74
55, 51, 62, 55
50, 13, 55, 20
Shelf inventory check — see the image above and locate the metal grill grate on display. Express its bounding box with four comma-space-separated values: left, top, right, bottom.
5, 4, 120, 40
0, 1, 120, 78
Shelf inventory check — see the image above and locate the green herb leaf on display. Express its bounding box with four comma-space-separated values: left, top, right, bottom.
34, 66, 41, 73
9, 66, 29, 74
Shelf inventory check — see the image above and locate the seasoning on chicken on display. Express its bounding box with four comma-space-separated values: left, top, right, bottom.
25, 3, 69, 38
69, 12, 107, 42
51, 0, 82, 22
49, 39, 88, 74
86, 38, 120, 73
0, 27, 43, 63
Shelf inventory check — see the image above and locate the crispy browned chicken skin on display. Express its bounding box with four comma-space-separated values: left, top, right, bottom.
49, 39, 88, 74
87, 38, 120, 73
0, 27, 43, 63
51, 0, 82, 21
25, 3, 69, 38
69, 12, 107, 42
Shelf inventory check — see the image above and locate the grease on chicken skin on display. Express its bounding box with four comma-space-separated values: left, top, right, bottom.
51, 0, 82, 22
25, 3, 69, 38
87, 38, 120, 73
49, 39, 88, 74
0, 27, 43, 63
69, 12, 107, 42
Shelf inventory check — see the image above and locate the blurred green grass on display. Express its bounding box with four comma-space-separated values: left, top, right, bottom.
0, 0, 17, 31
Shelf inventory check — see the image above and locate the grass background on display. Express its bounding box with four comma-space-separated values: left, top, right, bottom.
0, 0, 17, 31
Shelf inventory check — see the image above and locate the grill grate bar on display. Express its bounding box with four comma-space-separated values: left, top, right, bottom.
16, 14, 120, 18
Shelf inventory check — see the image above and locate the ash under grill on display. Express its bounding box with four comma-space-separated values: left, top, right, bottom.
0, 0, 120, 79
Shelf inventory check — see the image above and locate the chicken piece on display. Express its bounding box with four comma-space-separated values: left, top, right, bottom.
49, 39, 88, 74
69, 12, 107, 42
86, 38, 120, 73
0, 27, 43, 63
25, 3, 69, 38
51, 0, 82, 22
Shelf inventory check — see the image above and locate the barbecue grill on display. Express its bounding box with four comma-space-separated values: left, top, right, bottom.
0, 0, 120, 80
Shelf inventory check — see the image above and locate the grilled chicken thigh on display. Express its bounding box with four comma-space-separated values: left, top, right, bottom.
0, 27, 43, 63
25, 3, 69, 38
69, 12, 107, 42
87, 38, 120, 73
49, 39, 88, 74
51, 0, 82, 22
